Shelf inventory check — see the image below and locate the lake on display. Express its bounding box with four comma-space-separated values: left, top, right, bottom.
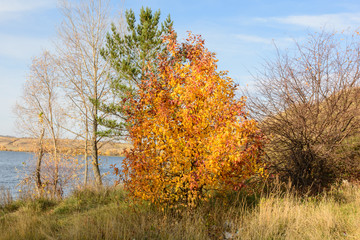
0, 151, 124, 198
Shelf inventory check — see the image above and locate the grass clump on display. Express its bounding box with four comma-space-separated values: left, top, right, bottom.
0, 183, 359, 239
53, 186, 127, 214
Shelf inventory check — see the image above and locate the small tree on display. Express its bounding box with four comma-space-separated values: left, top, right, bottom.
246, 31, 360, 191
121, 32, 264, 207
14, 51, 72, 198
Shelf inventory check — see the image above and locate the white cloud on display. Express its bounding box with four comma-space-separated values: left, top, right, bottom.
0, 0, 55, 13
260, 12, 360, 31
235, 34, 271, 44
234, 34, 294, 49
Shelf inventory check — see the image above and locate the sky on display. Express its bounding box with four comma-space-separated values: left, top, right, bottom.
1, 0, 360, 137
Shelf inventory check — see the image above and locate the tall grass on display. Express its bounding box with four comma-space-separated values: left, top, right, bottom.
0, 183, 359, 239
231, 185, 360, 239
0, 187, 12, 207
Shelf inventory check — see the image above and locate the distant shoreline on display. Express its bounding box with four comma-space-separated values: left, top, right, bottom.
0, 136, 129, 157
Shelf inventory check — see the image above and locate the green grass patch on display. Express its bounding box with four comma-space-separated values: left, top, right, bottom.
0, 183, 359, 239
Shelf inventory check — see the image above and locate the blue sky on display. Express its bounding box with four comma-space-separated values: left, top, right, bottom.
1, 0, 360, 137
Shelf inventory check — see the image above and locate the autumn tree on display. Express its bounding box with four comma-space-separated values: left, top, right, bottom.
100, 7, 173, 139
245, 31, 360, 191
56, 0, 115, 186
120, 32, 264, 207
14, 51, 66, 198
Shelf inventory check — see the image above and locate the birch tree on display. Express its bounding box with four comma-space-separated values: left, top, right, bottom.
56, 0, 116, 186
14, 51, 65, 197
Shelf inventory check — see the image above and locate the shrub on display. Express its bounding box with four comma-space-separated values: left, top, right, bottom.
246, 31, 360, 192
120, 32, 265, 207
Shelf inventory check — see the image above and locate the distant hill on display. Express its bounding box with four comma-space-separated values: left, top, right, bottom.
0, 136, 131, 157
0, 135, 16, 138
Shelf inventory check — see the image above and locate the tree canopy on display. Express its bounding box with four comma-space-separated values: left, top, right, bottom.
100, 7, 173, 139
120, 32, 265, 207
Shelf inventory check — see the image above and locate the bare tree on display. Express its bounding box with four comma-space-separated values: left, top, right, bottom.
14, 51, 66, 197
245, 31, 360, 191
56, 0, 115, 186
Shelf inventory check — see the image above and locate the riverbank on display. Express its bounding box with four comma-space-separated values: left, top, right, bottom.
1, 183, 359, 239
0, 136, 131, 157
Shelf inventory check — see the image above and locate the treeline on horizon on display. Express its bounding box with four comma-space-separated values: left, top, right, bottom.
12, 0, 360, 207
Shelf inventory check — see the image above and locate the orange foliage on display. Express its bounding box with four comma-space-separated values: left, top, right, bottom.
121, 32, 264, 207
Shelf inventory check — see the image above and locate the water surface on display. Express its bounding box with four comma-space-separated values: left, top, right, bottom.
0, 151, 123, 198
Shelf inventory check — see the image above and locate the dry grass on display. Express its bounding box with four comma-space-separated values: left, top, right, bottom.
230, 185, 360, 239
0, 183, 359, 240
0, 187, 12, 208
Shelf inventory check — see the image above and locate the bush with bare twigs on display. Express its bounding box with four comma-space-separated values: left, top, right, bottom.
245, 30, 360, 192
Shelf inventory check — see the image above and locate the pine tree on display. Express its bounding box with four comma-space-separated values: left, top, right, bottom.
100, 7, 173, 138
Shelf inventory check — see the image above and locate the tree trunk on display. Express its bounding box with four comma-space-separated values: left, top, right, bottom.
53, 140, 60, 198
91, 120, 102, 186
35, 128, 45, 197
84, 139, 89, 186
84, 116, 89, 186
